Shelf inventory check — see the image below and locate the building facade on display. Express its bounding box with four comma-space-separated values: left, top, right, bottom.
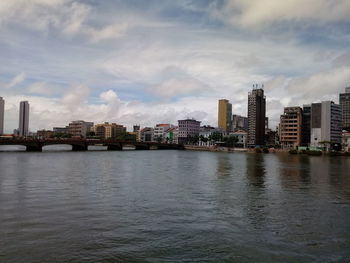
140, 127, 154, 142
0, 97, 4, 135
311, 101, 342, 150
279, 107, 303, 148
18, 101, 29, 137
178, 119, 201, 144
232, 114, 248, 131
218, 99, 232, 132
342, 132, 350, 152
68, 120, 93, 138
301, 104, 311, 146
229, 130, 247, 148
153, 124, 175, 142
165, 127, 178, 144
247, 87, 266, 147
340, 87, 350, 131
37, 130, 54, 138
91, 122, 126, 139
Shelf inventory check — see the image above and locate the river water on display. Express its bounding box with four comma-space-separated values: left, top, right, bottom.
0, 148, 349, 262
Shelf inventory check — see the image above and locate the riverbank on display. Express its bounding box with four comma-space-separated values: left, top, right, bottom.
184, 145, 285, 153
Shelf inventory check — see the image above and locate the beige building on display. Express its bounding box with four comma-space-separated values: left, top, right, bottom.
37, 130, 54, 138
218, 99, 232, 132
279, 107, 302, 148
68, 120, 94, 138
91, 122, 126, 139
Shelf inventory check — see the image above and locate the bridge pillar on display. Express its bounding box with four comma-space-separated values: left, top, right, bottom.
107, 144, 123, 151
26, 145, 42, 152
72, 144, 88, 151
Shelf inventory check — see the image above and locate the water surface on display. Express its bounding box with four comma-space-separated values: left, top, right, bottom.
0, 149, 349, 262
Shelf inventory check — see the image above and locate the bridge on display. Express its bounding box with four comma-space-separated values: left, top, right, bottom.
0, 138, 185, 152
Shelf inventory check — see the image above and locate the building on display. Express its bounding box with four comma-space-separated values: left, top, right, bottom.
266, 130, 277, 147
342, 132, 350, 152
232, 115, 248, 131
91, 122, 126, 139
229, 130, 247, 148
68, 120, 93, 138
340, 87, 350, 131
247, 87, 266, 147
279, 107, 303, 148
37, 130, 54, 138
178, 119, 201, 144
311, 101, 342, 150
199, 126, 223, 146
133, 125, 140, 133
53, 127, 69, 134
153, 124, 175, 142
140, 127, 154, 142
218, 99, 232, 132
165, 127, 178, 144
18, 101, 30, 137
301, 104, 311, 146
0, 97, 4, 135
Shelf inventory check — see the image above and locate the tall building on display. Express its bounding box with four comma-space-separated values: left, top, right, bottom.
279, 107, 303, 148
311, 101, 342, 149
91, 122, 126, 139
247, 87, 266, 147
18, 101, 29, 137
218, 99, 232, 132
178, 119, 201, 144
232, 114, 248, 131
68, 120, 93, 138
0, 97, 4, 135
340, 87, 350, 131
301, 104, 311, 146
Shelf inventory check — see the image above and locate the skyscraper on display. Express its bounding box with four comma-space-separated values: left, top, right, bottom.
301, 104, 311, 146
311, 101, 342, 150
218, 99, 232, 132
18, 101, 30, 137
247, 86, 266, 147
340, 87, 350, 131
0, 97, 4, 135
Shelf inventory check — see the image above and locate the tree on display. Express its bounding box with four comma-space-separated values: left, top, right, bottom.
223, 136, 238, 147
210, 132, 223, 142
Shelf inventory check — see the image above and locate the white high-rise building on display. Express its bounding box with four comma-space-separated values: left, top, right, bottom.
0, 97, 4, 135
311, 101, 342, 149
19, 101, 30, 137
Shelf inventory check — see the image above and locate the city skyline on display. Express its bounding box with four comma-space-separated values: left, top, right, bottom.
1, 1, 350, 132
0, 86, 348, 135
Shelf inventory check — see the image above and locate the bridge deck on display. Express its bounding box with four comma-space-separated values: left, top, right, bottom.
0, 139, 184, 152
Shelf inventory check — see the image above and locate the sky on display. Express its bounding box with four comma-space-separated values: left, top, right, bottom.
1, 0, 350, 133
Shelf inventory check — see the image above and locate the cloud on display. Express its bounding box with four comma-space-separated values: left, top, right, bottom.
286, 66, 350, 102
27, 82, 52, 95
0, 0, 126, 42
212, 0, 350, 28
61, 84, 90, 110
5, 72, 27, 89
150, 77, 210, 98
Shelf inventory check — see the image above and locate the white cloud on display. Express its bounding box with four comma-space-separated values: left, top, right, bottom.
150, 77, 210, 98
213, 0, 350, 28
0, 0, 126, 42
61, 84, 90, 110
5, 72, 26, 89
27, 82, 51, 95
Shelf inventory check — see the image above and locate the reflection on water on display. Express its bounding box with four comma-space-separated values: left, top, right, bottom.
0, 150, 350, 262
246, 153, 266, 187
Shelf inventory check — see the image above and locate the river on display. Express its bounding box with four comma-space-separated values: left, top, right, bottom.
0, 148, 349, 262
